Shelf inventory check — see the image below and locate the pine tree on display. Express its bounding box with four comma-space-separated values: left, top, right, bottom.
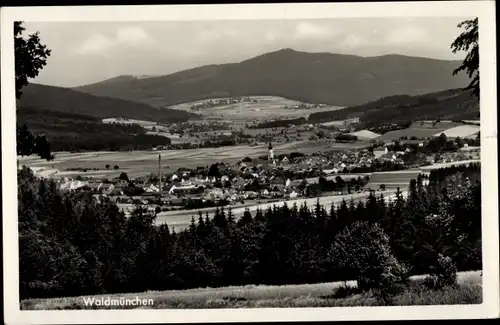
336, 199, 350, 231
196, 212, 206, 239
365, 190, 379, 223
237, 208, 253, 226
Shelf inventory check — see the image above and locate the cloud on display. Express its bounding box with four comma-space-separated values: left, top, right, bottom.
77, 34, 115, 55
76, 26, 151, 55
197, 29, 222, 42
196, 28, 240, 42
116, 26, 149, 44
294, 22, 337, 39
343, 35, 363, 48
385, 25, 428, 45
265, 30, 279, 43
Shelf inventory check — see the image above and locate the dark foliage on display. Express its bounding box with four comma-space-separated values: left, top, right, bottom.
451, 18, 479, 98
308, 88, 479, 126
18, 83, 196, 124
249, 117, 307, 129
17, 108, 171, 152
335, 133, 358, 142
15, 21, 53, 160
19, 163, 481, 300
15, 21, 51, 100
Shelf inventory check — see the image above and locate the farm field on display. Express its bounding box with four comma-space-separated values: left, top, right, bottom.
349, 129, 381, 140
321, 117, 360, 127
18, 141, 371, 179
375, 121, 464, 141
20, 271, 481, 310
419, 159, 480, 170
433, 125, 480, 138
101, 117, 163, 130
306, 174, 369, 183
369, 170, 424, 183
165, 96, 343, 121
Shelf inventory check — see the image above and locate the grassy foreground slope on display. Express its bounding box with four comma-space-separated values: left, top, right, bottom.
21, 271, 481, 309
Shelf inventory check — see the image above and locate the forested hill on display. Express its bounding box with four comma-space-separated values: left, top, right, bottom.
17, 83, 197, 123
308, 88, 480, 126
73, 49, 469, 108
17, 107, 172, 152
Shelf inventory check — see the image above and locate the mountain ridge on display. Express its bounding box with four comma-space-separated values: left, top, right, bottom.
71, 48, 469, 108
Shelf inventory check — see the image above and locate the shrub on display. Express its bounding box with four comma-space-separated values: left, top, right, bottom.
425, 254, 458, 290
373, 255, 410, 305
119, 172, 129, 181
329, 221, 410, 304
330, 283, 361, 299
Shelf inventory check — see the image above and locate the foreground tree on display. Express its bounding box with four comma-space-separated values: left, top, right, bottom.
15, 21, 53, 160
451, 17, 479, 98
329, 221, 409, 304
15, 21, 52, 99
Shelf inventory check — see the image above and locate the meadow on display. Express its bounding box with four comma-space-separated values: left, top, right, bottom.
20, 271, 481, 310
166, 96, 343, 121
375, 121, 464, 141
436, 125, 480, 138
101, 117, 161, 129
18, 140, 371, 179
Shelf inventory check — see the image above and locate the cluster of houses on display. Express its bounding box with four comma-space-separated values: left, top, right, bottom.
190, 97, 259, 110
41, 136, 480, 214
55, 170, 304, 211
49, 147, 373, 207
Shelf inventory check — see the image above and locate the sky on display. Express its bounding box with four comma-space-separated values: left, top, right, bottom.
22, 17, 470, 87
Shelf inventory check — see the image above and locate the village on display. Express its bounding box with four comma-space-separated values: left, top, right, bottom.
47, 132, 480, 216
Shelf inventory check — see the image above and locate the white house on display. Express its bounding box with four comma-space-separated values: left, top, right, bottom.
373, 147, 387, 159
97, 183, 115, 193
145, 184, 159, 193
59, 180, 88, 191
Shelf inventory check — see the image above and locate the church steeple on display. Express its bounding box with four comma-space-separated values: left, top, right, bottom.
268, 142, 275, 165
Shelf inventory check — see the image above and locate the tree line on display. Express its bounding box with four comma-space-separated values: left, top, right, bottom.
18, 108, 172, 152
248, 117, 308, 129
19, 163, 481, 301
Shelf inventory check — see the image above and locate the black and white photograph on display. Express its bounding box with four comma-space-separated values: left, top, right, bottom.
1, 2, 498, 323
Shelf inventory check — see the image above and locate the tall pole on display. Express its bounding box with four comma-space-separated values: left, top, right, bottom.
158, 154, 162, 193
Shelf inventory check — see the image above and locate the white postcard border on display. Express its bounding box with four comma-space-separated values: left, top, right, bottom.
1, 1, 498, 324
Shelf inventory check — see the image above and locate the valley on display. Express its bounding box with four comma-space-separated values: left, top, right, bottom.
13, 13, 486, 313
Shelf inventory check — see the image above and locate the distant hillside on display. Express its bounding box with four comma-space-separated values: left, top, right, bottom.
73, 49, 469, 108
17, 107, 172, 152
308, 88, 479, 127
17, 83, 197, 123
